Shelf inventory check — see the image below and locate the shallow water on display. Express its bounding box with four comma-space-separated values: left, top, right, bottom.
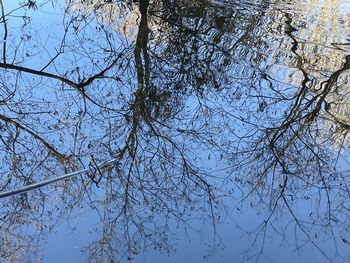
0, 0, 350, 262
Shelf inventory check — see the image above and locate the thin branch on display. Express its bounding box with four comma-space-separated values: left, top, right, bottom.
0, 62, 78, 87
0, 113, 66, 160
0, 61, 119, 110
0, 0, 8, 63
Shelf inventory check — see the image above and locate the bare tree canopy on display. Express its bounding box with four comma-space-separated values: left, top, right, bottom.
0, 0, 350, 262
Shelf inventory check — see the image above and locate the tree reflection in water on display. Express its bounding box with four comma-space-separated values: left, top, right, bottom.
0, 0, 350, 262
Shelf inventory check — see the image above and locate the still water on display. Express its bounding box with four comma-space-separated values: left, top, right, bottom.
1, 0, 350, 262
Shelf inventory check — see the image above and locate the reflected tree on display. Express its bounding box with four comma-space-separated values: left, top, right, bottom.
0, 0, 350, 263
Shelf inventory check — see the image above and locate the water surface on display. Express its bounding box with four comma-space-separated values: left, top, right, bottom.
0, 0, 350, 262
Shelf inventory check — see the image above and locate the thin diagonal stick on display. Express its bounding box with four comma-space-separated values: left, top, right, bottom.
0, 158, 118, 199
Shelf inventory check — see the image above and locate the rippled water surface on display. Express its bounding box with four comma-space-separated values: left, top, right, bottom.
1, 0, 350, 262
